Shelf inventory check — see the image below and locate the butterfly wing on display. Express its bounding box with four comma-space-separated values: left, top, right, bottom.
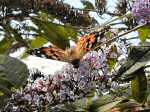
27, 33, 99, 67
27, 46, 66, 61
75, 33, 98, 58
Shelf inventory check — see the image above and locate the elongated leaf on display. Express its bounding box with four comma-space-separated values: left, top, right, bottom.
96, 100, 122, 112
90, 96, 142, 112
3, 24, 26, 43
89, 95, 122, 111
0, 55, 29, 107
131, 68, 147, 103
0, 55, 29, 87
0, 78, 12, 96
117, 44, 150, 80
121, 50, 150, 80
1, 24, 28, 54
114, 100, 142, 111
32, 17, 77, 49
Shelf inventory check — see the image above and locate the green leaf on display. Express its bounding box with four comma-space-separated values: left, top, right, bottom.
32, 17, 77, 49
38, 11, 55, 22
108, 59, 117, 71
73, 98, 89, 112
0, 24, 28, 55
96, 100, 122, 112
0, 37, 13, 54
138, 26, 150, 42
89, 95, 124, 112
0, 55, 29, 106
117, 44, 150, 81
114, 99, 142, 111
89, 95, 118, 109
31, 36, 49, 48
121, 50, 150, 80
81, 1, 95, 10
0, 77, 13, 96
107, 45, 118, 71
0, 55, 29, 87
3, 24, 27, 43
89, 95, 141, 112
131, 68, 147, 103
0, 91, 4, 96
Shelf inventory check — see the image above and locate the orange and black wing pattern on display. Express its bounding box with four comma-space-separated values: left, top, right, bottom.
27, 45, 66, 61
75, 33, 98, 58
27, 32, 99, 62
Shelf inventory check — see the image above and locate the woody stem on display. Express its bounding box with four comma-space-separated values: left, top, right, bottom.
94, 23, 146, 50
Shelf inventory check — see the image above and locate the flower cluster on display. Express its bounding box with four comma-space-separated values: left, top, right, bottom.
132, 0, 150, 24
2, 43, 127, 111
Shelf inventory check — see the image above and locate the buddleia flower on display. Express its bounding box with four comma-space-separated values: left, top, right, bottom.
132, 0, 150, 24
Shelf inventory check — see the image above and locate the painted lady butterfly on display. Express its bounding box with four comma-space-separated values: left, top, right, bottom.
27, 32, 100, 68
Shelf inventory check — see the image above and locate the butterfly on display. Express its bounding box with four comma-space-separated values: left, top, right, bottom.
27, 32, 101, 68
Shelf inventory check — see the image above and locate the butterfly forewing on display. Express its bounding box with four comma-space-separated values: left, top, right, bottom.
75, 33, 97, 58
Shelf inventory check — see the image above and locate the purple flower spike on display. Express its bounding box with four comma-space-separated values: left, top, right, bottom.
132, 0, 150, 24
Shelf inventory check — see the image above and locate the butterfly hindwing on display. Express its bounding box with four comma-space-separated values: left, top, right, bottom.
27, 46, 66, 61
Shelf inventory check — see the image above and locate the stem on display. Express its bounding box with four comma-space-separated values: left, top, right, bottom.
94, 24, 146, 50
67, 7, 121, 16
120, 36, 138, 41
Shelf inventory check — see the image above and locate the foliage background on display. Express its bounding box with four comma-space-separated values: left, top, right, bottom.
0, 0, 150, 111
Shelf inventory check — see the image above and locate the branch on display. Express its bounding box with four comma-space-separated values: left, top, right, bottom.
120, 36, 138, 41
94, 24, 146, 50
67, 7, 121, 16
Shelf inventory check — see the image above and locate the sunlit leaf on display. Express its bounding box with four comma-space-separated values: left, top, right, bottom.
107, 45, 118, 71
138, 26, 150, 42
0, 37, 13, 54
31, 36, 49, 48
108, 59, 117, 71
0, 91, 4, 96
